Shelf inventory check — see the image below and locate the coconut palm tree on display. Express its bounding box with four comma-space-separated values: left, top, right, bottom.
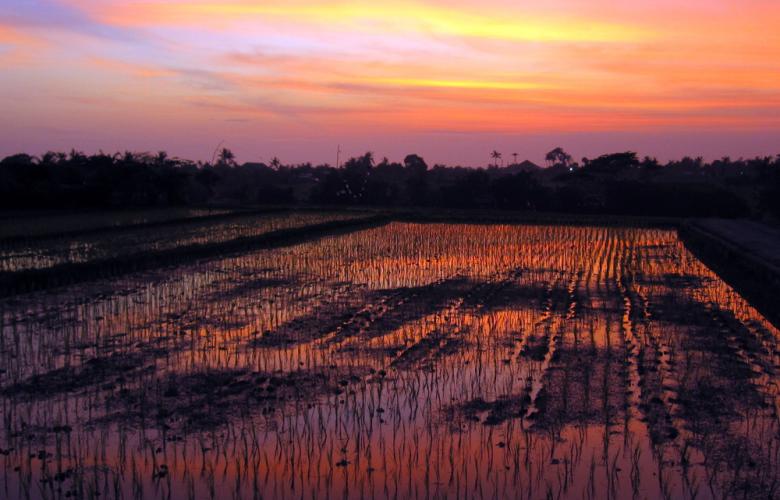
217, 148, 236, 167
490, 150, 503, 168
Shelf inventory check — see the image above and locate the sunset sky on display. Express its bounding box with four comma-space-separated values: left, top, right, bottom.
1, 0, 779, 165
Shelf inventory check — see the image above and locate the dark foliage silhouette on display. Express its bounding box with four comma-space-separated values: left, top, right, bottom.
1, 148, 778, 220
545, 147, 573, 168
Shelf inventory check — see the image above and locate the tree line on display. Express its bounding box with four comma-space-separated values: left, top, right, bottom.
1, 148, 779, 220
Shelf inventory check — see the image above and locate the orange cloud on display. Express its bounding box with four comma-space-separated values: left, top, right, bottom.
4, 0, 780, 161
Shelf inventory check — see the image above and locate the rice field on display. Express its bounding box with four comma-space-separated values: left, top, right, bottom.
0, 208, 233, 240
0, 211, 366, 272
1, 221, 779, 499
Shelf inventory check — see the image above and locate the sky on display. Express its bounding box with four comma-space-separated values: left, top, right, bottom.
1, 0, 779, 166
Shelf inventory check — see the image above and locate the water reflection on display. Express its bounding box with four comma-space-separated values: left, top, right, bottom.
0, 212, 364, 272
1, 223, 778, 499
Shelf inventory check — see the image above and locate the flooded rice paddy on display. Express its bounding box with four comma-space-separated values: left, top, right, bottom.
0, 212, 363, 272
1, 222, 779, 499
0, 209, 232, 240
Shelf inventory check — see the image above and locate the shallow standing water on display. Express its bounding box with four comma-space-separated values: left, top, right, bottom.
1, 222, 779, 499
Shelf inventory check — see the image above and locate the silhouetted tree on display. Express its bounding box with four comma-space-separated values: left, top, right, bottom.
341, 152, 374, 202
545, 147, 573, 168
156, 151, 169, 167
640, 156, 660, 171
403, 154, 427, 174
582, 152, 639, 174
1, 148, 778, 218
491, 172, 549, 210
217, 148, 236, 167
442, 169, 491, 208
310, 169, 345, 204
490, 151, 503, 168
759, 156, 780, 220
404, 154, 429, 206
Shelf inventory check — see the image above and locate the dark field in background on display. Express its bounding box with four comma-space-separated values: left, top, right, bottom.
1, 216, 779, 499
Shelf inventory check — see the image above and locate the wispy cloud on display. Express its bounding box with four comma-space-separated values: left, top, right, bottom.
0, 0, 139, 42
2, 0, 780, 162
86, 1, 652, 43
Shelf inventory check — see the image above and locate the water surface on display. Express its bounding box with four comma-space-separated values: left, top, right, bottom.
1, 223, 778, 499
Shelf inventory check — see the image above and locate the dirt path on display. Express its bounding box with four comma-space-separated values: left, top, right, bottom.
682, 218, 780, 328
692, 219, 780, 272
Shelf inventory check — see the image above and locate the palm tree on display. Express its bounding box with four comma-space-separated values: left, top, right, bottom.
218, 148, 236, 167
490, 150, 503, 168
512, 152, 519, 165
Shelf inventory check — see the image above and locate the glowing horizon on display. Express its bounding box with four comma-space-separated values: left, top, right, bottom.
1, 0, 779, 165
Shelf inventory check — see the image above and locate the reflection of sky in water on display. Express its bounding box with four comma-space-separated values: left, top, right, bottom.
1, 222, 778, 499
0, 212, 363, 272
